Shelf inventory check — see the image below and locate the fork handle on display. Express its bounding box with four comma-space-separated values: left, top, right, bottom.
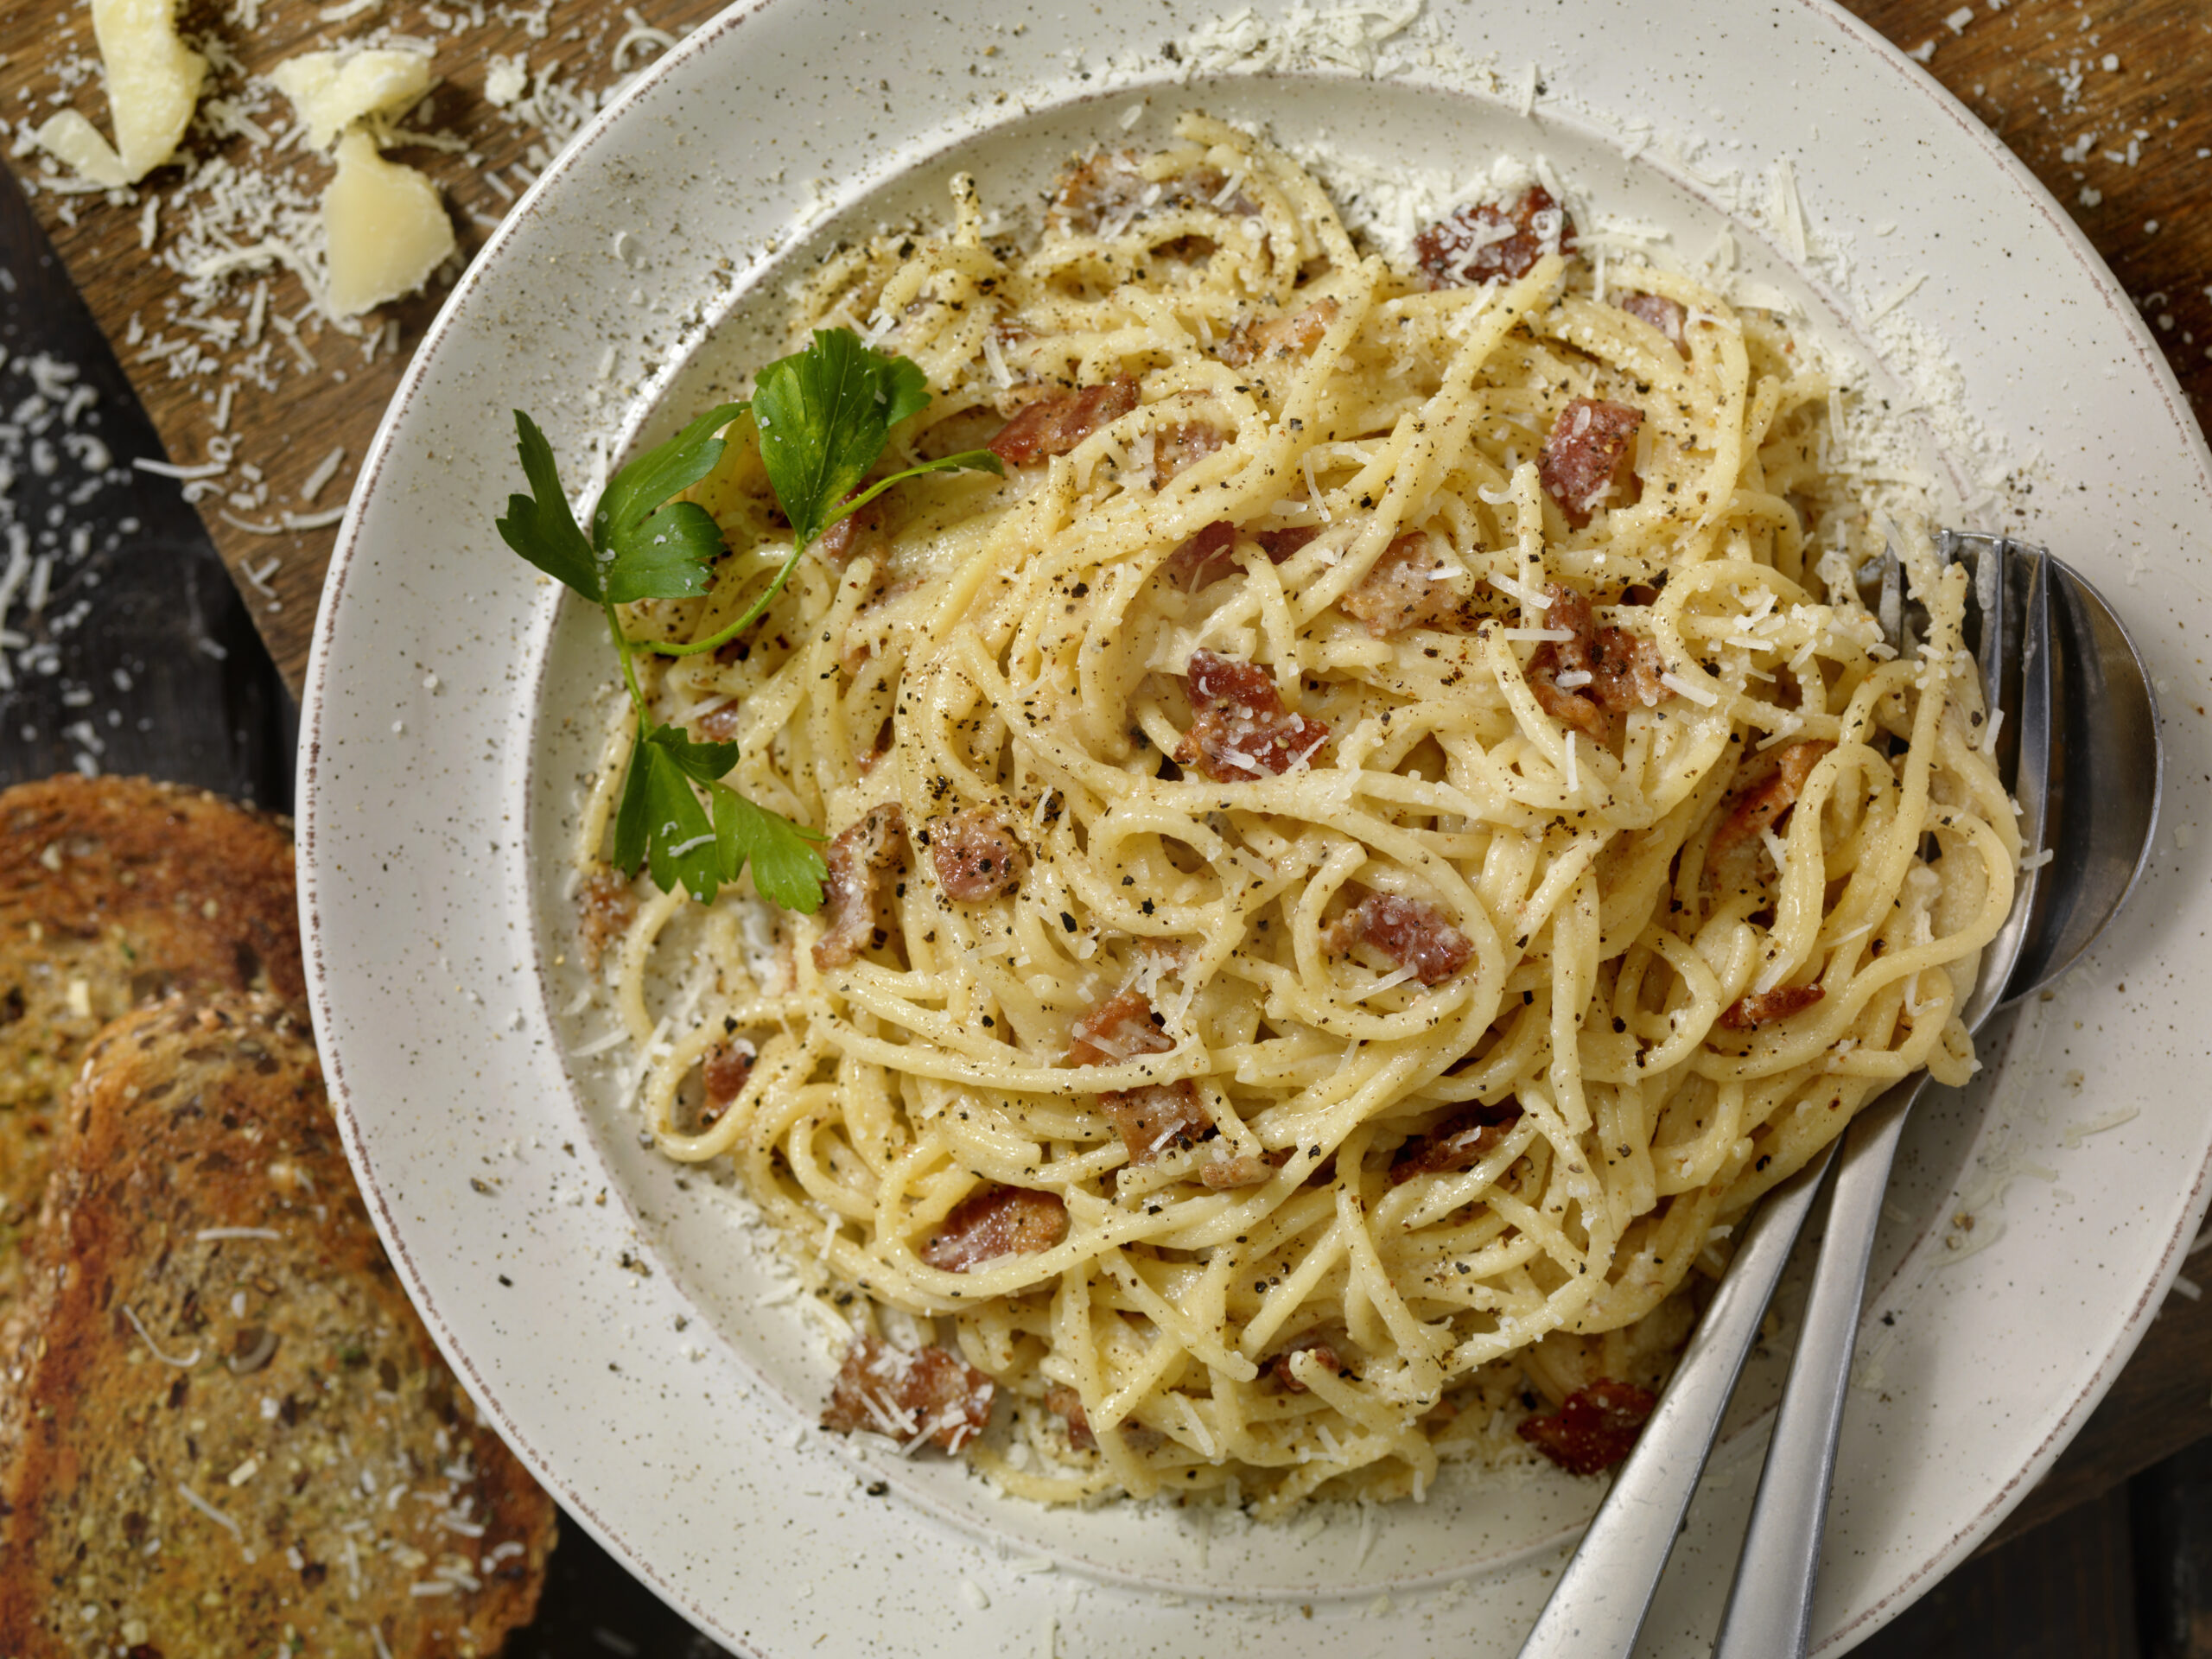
1711, 1077, 1923, 1658
1515, 1144, 1834, 1659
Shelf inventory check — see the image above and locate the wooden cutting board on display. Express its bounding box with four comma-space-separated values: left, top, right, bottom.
2, 0, 2206, 1538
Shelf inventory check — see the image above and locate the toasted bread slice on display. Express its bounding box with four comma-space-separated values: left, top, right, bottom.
0, 994, 554, 1656
0, 776, 302, 1300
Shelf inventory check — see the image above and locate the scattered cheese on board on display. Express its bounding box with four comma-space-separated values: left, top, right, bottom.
323, 132, 454, 319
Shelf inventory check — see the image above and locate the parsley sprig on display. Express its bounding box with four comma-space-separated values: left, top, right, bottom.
497, 327, 1002, 909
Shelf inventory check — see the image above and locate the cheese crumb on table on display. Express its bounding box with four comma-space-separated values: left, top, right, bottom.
323, 132, 455, 319
32, 0, 207, 185
270, 48, 434, 151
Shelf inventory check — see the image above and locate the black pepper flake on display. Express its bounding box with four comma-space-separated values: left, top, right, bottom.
1060, 912, 1078, 933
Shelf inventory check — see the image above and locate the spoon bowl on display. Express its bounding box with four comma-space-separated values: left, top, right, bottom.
2005, 557, 2164, 1000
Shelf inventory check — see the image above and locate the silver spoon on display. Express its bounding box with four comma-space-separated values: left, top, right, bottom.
1517, 548, 2157, 1659
1710, 550, 2162, 1656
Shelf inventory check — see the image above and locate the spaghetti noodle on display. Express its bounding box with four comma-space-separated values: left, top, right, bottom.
572, 114, 2016, 1512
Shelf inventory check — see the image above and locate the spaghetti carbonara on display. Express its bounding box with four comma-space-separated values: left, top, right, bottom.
574, 114, 2017, 1513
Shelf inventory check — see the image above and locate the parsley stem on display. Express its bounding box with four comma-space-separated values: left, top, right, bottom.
632, 543, 806, 661
604, 597, 650, 714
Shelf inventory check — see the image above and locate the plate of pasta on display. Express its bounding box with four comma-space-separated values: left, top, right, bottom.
299, 0, 2212, 1654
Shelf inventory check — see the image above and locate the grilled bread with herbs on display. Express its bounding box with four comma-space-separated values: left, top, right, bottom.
0, 993, 554, 1656
0, 776, 302, 1302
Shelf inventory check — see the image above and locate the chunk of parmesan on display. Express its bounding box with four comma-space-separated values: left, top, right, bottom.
33, 0, 208, 185
323, 131, 454, 318
270, 48, 434, 151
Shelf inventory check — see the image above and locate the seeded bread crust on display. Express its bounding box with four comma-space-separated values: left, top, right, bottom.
0, 995, 555, 1656
0, 776, 302, 1301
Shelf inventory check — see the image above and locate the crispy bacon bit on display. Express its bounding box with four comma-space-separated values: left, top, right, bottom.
696, 1040, 754, 1129
1389, 1101, 1524, 1184
1198, 1152, 1273, 1189
1217, 298, 1339, 368
1164, 519, 1240, 591
1619, 291, 1690, 359
1325, 887, 1472, 987
811, 804, 909, 971
1045, 1383, 1097, 1450
1154, 420, 1226, 485
1265, 1335, 1345, 1394
1048, 154, 1250, 235
1338, 533, 1471, 637
693, 700, 744, 741
1414, 186, 1577, 288
1067, 989, 1174, 1065
1099, 1082, 1213, 1164
1540, 398, 1644, 530
1164, 522, 1320, 592
920, 1184, 1069, 1271
1255, 526, 1318, 563
1718, 983, 1826, 1030
1713, 740, 1836, 855
1516, 1379, 1658, 1476
821, 1334, 994, 1452
986, 376, 1139, 466
1526, 583, 1671, 742
1173, 649, 1329, 782
930, 808, 1026, 902
577, 867, 636, 969
815, 494, 890, 566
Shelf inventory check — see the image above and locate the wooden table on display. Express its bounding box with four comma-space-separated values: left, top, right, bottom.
3, 0, 2207, 1595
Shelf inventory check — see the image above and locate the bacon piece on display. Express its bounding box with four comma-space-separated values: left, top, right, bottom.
815, 494, 890, 566
1414, 186, 1577, 289
986, 376, 1139, 466
1254, 526, 1318, 563
1712, 740, 1835, 855
1326, 887, 1472, 987
693, 700, 744, 741
1619, 291, 1690, 359
1048, 154, 1250, 236
920, 1184, 1069, 1271
1540, 398, 1644, 530
1164, 522, 1319, 592
1338, 532, 1471, 637
1154, 420, 1226, 485
1198, 1152, 1273, 1189
1525, 582, 1671, 743
1067, 989, 1174, 1065
1265, 1334, 1345, 1394
1099, 1082, 1212, 1164
696, 1040, 754, 1129
1173, 649, 1329, 782
811, 804, 909, 970
1718, 983, 1825, 1030
1516, 1379, 1657, 1476
1045, 1382, 1097, 1450
1163, 519, 1240, 591
929, 808, 1026, 902
821, 1335, 994, 1452
1389, 1101, 1524, 1184
1217, 298, 1339, 368
577, 866, 635, 969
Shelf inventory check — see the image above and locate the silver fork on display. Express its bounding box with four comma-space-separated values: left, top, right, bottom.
1514, 534, 2051, 1659
1709, 533, 2051, 1657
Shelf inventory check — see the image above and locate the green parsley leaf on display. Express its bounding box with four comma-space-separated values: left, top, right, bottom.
495, 411, 600, 601
754, 328, 934, 548
712, 783, 829, 913
612, 725, 729, 903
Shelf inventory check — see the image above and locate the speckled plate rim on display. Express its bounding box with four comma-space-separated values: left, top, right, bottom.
296, 0, 2212, 1653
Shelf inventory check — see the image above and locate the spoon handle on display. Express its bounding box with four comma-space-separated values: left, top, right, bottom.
1709, 1077, 1923, 1659
1515, 1145, 1834, 1659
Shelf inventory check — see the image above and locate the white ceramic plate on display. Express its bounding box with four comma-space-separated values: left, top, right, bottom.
298, 1, 2212, 1652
